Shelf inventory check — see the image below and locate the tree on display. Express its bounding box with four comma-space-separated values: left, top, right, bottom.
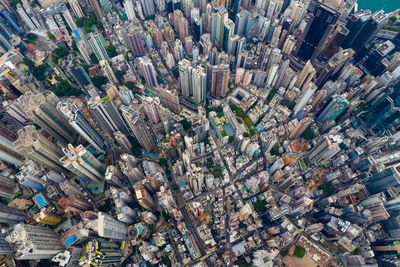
228, 136, 234, 143
171, 183, 179, 191
115, 70, 124, 84
23, 57, 35, 68
158, 158, 168, 169
281, 250, 289, 257
129, 136, 142, 157
106, 45, 118, 58
280, 99, 296, 110
76, 17, 85, 27
52, 46, 69, 61
320, 182, 335, 195
71, 40, 78, 51
220, 130, 227, 137
253, 199, 267, 213
125, 81, 135, 89
149, 224, 156, 232
294, 246, 306, 258
301, 126, 314, 140
32, 64, 49, 81
89, 53, 99, 64
10, 0, 21, 7
266, 87, 278, 103
270, 144, 280, 156
181, 119, 191, 130
26, 33, 37, 41
50, 80, 82, 97
91, 75, 108, 88
172, 67, 179, 78
47, 32, 55, 40
243, 132, 250, 137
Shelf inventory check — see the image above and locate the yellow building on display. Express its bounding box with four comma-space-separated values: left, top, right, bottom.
33, 211, 62, 225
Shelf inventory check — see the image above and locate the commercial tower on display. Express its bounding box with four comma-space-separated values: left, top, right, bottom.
60, 144, 106, 183
316, 95, 349, 123
366, 166, 400, 195
57, 100, 105, 153
0, 123, 23, 166
18, 91, 77, 144
14, 126, 65, 172
138, 56, 158, 87
120, 105, 156, 152
295, 0, 339, 61
88, 32, 110, 62
342, 10, 387, 54
211, 64, 229, 98
6, 224, 63, 260
294, 60, 316, 91
88, 96, 130, 136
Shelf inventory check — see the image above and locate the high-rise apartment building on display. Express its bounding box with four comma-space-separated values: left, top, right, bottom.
14, 126, 65, 172
114, 131, 132, 151
60, 144, 106, 183
294, 60, 316, 91
192, 66, 207, 103
96, 212, 128, 239
99, 60, 118, 84
58, 100, 105, 153
127, 29, 146, 57
68, 0, 85, 18
88, 32, 110, 62
140, 0, 155, 17
6, 224, 63, 260
210, 64, 229, 98
58, 194, 93, 213
0, 123, 23, 166
133, 181, 155, 210
120, 105, 156, 152
138, 56, 158, 87
88, 96, 130, 135
18, 91, 77, 144
142, 96, 160, 124
0, 204, 26, 224
124, 0, 136, 21
179, 59, 192, 97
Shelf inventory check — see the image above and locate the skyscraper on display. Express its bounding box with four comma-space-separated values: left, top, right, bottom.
342, 10, 387, 54
138, 56, 158, 87
142, 96, 160, 124
100, 60, 118, 84
120, 105, 156, 152
99, 0, 112, 13
57, 100, 105, 153
87, 0, 103, 19
192, 66, 207, 103
0, 204, 26, 224
294, 60, 316, 91
140, 0, 155, 17
18, 91, 77, 144
235, 10, 249, 37
114, 131, 132, 151
88, 32, 110, 62
289, 117, 312, 139
211, 64, 229, 98
88, 96, 130, 135
68, 0, 85, 18
179, 59, 192, 97
60, 144, 106, 183
124, 0, 136, 21
6, 224, 63, 260
316, 95, 349, 123
96, 212, 128, 239
366, 166, 400, 195
127, 29, 146, 57
0, 123, 23, 166
223, 19, 235, 52
14, 126, 65, 172
295, 0, 339, 61
133, 181, 155, 210
58, 194, 93, 213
